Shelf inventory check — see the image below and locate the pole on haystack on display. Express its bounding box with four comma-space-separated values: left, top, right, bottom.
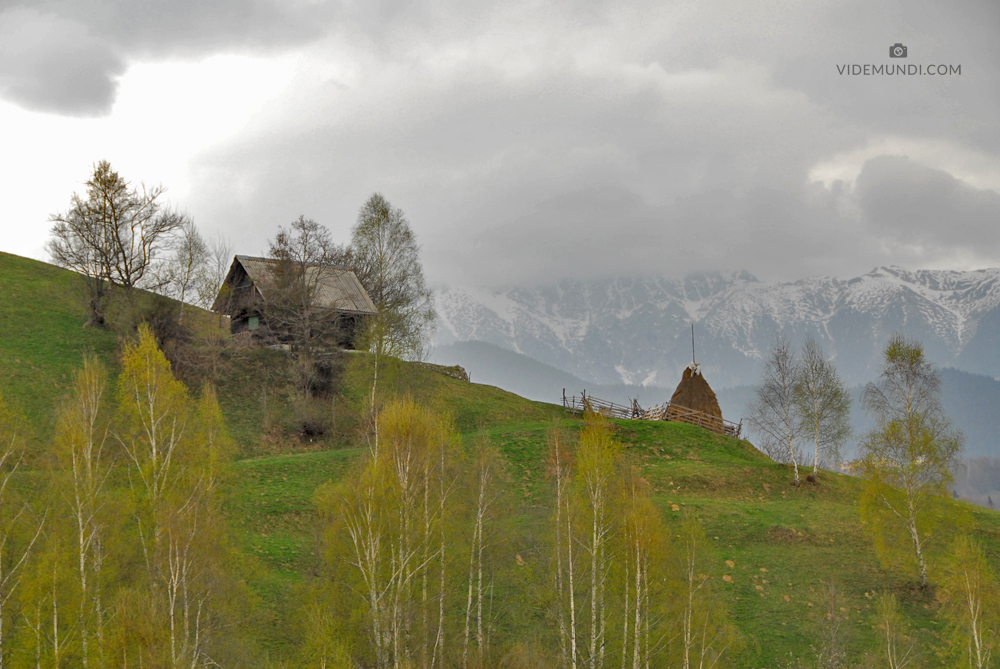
691, 323, 696, 366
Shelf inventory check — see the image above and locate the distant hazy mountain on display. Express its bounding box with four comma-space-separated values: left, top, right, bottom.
435, 267, 1000, 388
430, 341, 674, 407
431, 342, 1000, 459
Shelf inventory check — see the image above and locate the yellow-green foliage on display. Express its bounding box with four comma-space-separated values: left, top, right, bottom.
857, 335, 966, 586
117, 324, 193, 556
14, 255, 1000, 667
859, 473, 967, 579
938, 536, 999, 669
549, 414, 738, 669
315, 397, 461, 669
872, 591, 918, 669
1, 327, 255, 667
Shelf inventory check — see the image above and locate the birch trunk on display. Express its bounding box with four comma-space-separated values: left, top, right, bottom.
421, 464, 430, 669
433, 441, 446, 669
552, 435, 569, 669
567, 500, 579, 669
621, 556, 629, 669
632, 541, 643, 669
463, 520, 478, 668
51, 563, 60, 668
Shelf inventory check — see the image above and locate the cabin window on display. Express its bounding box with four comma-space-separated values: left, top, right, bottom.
248, 316, 259, 331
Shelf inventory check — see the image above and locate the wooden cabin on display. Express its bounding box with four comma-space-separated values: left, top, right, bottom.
211, 255, 377, 349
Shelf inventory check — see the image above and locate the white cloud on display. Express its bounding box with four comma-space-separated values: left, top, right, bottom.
808, 137, 1000, 193
0, 54, 296, 259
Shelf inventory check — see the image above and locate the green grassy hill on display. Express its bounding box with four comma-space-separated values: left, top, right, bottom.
3, 251, 999, 667
0, 252, 118, 441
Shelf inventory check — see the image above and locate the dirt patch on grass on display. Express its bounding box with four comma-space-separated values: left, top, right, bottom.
767, 526, 807, 542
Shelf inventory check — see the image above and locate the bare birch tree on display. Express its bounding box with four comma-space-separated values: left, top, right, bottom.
814, 581, 848, 669
549, 426, 578, 669
463, 443, 502, 668
350, 193, 435, 361
793, 337, 851, 481
334, 399, 454, 669
196, 233, 233, 311
678, 516, 737, 669
874, 592, 917, 669
940, 536, 997, 669
749, 335, 803, 485
578, 416, 619, 669
0, 393, 45, 669
53, 355, 113, 668
158, 383, 234, 669
162, 218, 208, 322
618, 467, 667, 669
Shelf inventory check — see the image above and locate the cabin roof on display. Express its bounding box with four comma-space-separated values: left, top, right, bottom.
212, 255, 378, 316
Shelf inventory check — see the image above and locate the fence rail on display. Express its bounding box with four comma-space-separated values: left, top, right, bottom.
561, 390, 742, 439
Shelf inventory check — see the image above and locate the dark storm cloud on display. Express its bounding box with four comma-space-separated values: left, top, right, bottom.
181, 0, 1000, 285
0, 7, 125, 115
13, 0, 996, 284
0, 0, 331, 115
856, 155, 1000, 249
184, 51, 857, 283
27, 0, 331, 52
0, 0, 521, 115
445, 185, 876, 285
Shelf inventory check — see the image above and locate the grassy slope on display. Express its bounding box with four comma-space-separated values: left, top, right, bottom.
5, 251, 1000, 667
0, 252, 223, 443
229, 393, 1000, 667
0, 252, 118, 441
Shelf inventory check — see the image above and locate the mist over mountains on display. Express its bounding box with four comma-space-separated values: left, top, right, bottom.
434, 266, 1000, 388
431, 266, 1000, 459
429, 341, 1000, 459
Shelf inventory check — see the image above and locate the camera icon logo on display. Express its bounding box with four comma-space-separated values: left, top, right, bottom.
890, 43, 907, 58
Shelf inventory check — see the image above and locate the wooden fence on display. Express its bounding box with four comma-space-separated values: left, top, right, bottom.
232, 331, 253, 347
561, 389, 742, 439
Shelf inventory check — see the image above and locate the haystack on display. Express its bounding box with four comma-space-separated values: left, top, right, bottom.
666, 364, 725, 433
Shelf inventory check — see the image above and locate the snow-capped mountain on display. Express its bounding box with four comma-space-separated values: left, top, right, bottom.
434, 267, 1000, 388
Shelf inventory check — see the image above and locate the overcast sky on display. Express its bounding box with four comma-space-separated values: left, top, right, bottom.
2, 0, 998, 288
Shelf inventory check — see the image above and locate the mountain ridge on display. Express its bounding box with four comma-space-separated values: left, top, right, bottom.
431, 340, 1000, 458
435, 266, 1000, 388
